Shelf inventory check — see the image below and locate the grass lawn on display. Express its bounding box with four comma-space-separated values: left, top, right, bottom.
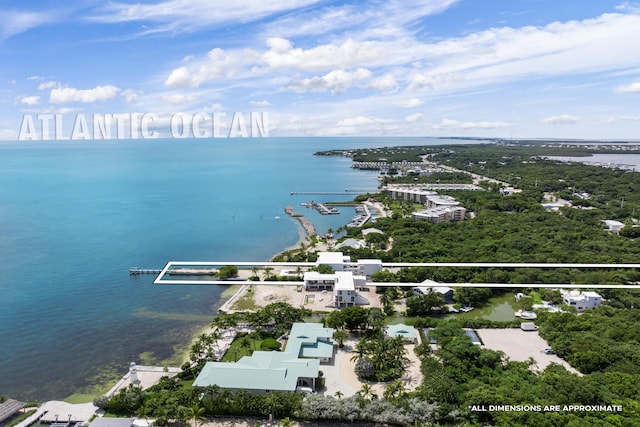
530, 291, 543, 304
220, 332, 280, 362
230, 286, 257, 311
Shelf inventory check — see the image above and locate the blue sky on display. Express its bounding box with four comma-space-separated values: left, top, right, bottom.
2, 0, 640, 139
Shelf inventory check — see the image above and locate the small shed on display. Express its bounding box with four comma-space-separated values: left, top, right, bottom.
520, 322, 538, 332
603, 220, 625, 233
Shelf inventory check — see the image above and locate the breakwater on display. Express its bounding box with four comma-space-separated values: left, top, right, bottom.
284, 205, 316, 237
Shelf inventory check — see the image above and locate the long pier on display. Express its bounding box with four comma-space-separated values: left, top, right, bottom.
130, 267, 162, 275
290, 189, 377, 195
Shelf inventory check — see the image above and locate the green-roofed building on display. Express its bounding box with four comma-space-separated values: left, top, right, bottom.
385, 323, 418, 343
193, 322, 334, 393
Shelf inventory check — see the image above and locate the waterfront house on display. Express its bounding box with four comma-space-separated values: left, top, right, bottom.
304, 269, 367, 308
193, 323, 334, 393
315, 251, 382, 277
413, 281, 454, 304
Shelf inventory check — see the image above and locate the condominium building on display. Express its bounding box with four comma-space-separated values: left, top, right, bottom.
413, 206, 466, 223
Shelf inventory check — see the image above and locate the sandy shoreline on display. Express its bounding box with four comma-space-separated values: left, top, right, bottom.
89, 205, 339, 402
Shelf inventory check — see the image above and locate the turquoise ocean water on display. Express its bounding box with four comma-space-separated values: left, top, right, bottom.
0, 137, 448, 400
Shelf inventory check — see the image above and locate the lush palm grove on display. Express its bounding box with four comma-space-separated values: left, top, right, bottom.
92, 143, 640, 425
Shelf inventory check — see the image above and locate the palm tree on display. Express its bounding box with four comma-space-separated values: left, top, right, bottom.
263, 266, 274, 281
239, 336, 252, 357
188, 404, 206, 427
383, 379, 406, 401
359, 383, 376, 400
334, 391, 344, 399
350, 344, 368, 363
332, 328, 349, 348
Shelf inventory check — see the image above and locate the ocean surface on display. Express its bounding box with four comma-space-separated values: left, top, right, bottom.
0, 136, 456, 401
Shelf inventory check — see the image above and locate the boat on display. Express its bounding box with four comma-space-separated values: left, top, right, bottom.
515, 310, 537, 320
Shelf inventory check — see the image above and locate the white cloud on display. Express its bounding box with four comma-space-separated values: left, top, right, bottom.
0, 10, 56, 39
337, 116, 394, 127
614, 81, 640, 93
159, 11, 640, 105
605, 115, 640, 123
161, 94, 198, 105
436, 118, 511, 129
38, 81, 60, 90
408, 72, 464, 90
405, 113, 425, 123
396, 98, 423, 108
164, 66, 192, 88
27, 75, 44, 81
261, 0, 457, 39
49, 85, 121, 104
20, 107, 83, 115
18, 96, 40, 105
0, 128, 19, 141
121, 89, 141, 103
164, 48, 253, 88
542, 114, 579, 125
262, 37, 411, 71
250, 100, 272, 107
287, 68, 372, 94
90, 0, 323, 34
367, 74, 398, 91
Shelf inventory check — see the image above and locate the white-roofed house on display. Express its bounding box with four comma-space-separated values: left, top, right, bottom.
561, 290, 602, 312
316, 251, 351, 271
413, 280, 454, 304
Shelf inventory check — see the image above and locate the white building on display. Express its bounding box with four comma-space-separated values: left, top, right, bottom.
303, 270, 366, 308
413, 206, 466, 223
334, 271, 360, 308
561, 290, 602, 312
386, 188, 437, 204
425, 194, 460, 209
316, 251, 351, 271
603, 220, 625, 233
304, 271, 337, 291
315, 251, 382, 277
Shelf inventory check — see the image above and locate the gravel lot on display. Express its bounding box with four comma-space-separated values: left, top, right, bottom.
476, 328, 581, 375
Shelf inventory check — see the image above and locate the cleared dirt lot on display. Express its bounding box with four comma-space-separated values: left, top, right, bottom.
476, 328, 581, 375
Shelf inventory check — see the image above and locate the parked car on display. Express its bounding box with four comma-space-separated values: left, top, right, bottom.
542, 347, 555, 355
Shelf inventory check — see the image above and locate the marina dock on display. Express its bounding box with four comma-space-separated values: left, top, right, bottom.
301, 201, 340, 214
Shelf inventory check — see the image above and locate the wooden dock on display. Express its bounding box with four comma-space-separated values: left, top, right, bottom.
290, 189, 377, 195
130, 267, 162, 275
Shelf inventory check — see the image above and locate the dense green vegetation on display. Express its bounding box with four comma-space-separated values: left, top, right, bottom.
90, 143, 640, 426
420, 322, 640, 425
